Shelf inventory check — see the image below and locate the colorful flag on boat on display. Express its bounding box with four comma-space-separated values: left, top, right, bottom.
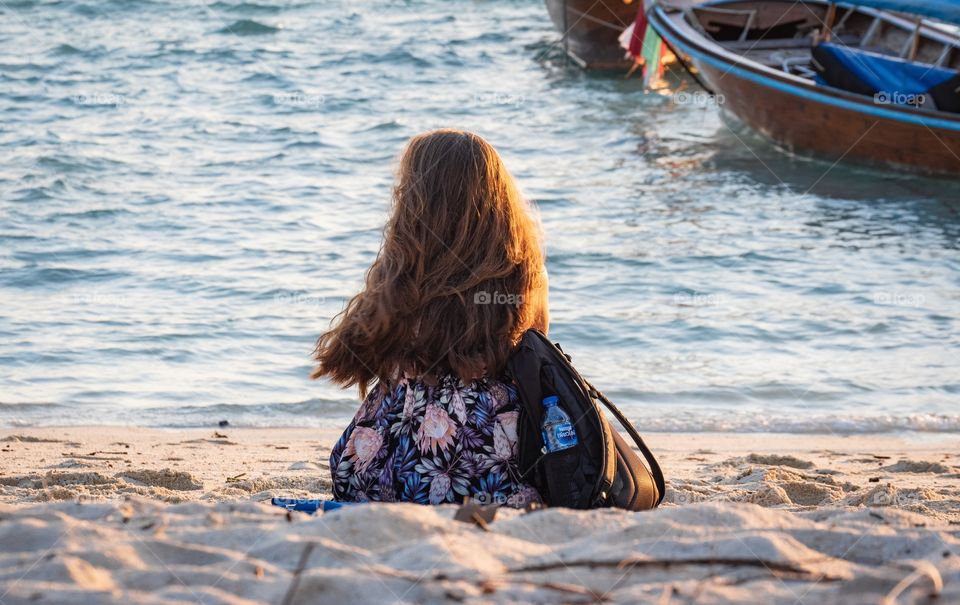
619, 2, 668, 88
641, 24, 666, 88
628, 1, 648, 58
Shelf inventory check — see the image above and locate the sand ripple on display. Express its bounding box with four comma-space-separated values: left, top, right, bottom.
0, 499, 957, 604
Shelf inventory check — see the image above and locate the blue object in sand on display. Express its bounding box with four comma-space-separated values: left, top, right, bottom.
270, 498, 352, 513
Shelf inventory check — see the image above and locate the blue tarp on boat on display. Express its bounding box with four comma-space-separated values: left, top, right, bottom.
700, 0, 960, 25
814, 42, 957, 95
812, 42, 960, 111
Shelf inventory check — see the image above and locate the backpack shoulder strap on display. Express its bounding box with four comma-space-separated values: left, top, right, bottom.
585, 380, 666, 506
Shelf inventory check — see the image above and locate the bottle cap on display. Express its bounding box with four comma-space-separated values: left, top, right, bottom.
542, 395, 559, 407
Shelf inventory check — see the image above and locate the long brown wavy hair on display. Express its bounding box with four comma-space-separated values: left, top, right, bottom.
312, 129, 546, 397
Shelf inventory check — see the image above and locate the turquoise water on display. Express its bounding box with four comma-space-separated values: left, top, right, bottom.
1, 0, 958, 432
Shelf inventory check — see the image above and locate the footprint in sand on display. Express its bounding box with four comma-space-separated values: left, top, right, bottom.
46, 459, 95, 469
745, 453, 815, 470
880, 459, 955, 474
287, 461, 323, 471
0, 472, 119, 489
746, 481, 843, 506
118, 469, 203, 491
1, 435, 62, 443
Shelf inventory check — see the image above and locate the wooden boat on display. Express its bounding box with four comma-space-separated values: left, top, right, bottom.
545, 0, 641, 69
647, 0, 960, 174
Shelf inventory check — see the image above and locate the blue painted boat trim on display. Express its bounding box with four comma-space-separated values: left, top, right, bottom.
655, 8, 960, 132
700, 0, 960, 25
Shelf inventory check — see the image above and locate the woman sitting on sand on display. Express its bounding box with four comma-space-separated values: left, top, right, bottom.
312, 129, 548, 507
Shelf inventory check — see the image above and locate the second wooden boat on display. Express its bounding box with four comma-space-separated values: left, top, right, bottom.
648, 0, 960, 174
546, 0, 641, 69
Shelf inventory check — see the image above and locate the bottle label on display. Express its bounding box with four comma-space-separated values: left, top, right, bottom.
549, 422, 578, 451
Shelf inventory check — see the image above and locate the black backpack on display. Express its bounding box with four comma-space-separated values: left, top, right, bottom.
507, 329, 665, 510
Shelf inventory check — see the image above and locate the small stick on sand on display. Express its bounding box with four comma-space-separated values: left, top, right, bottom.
280, 542, 317, 605
470, 512, 490, 531
510, 556, 839, 582
881, 561, 943, 605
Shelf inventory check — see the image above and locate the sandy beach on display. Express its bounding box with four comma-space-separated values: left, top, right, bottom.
1, 427, 958, 604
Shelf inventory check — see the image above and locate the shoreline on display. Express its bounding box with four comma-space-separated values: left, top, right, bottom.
6, 424, 960, 440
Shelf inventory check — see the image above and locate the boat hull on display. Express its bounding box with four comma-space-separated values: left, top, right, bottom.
649, 3, 960, 175
545, 0, 639, 69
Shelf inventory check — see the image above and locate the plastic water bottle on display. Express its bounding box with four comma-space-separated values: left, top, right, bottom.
540, 395, 582, 506
541, 395, 579, 452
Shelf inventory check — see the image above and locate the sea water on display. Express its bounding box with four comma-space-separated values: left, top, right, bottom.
1, 0, 958, 434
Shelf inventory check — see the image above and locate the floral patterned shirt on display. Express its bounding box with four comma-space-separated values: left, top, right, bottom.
329, 372, 542, 507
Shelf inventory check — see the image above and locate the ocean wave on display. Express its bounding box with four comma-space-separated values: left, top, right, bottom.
632, 412, 960, 434
210, 1, 285, 15
217, 19, 280, 35
50, 44, 84, 56
1, 399, 361, 429
0, 402, 66, 410
0, 267, 130, 288
4, 400, 960, 435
